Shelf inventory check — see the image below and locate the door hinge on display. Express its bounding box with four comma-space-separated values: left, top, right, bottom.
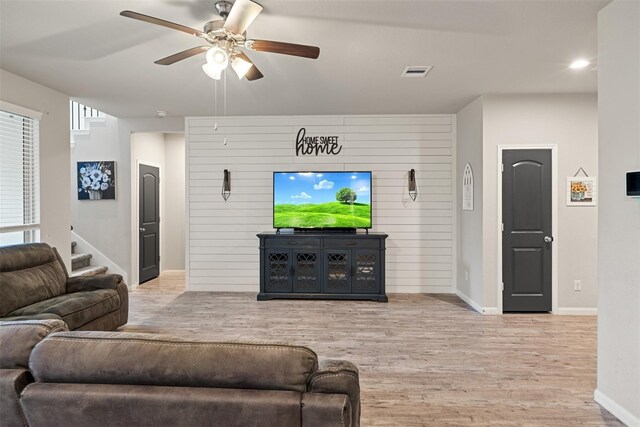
501, 164, 504, 172
501, 223, 504, 232
501, 282, 504, 291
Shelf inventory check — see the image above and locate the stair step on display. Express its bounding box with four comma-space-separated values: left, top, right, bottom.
71, 241, 77, 254
71, 253, 92, 271
70, 265, 108, 278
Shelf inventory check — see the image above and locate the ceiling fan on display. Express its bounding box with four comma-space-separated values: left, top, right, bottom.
120, 0, 320, 81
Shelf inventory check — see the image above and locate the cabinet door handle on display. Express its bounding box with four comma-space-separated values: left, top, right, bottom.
288, 241, 298, 245
345, 241, 357, 246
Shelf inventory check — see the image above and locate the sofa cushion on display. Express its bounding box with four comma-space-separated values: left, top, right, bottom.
0, 243, 67, 316
0, 319, 68, 369
0, 314, 63, 322
7, 290, 120, 330
30, 332, 318, 393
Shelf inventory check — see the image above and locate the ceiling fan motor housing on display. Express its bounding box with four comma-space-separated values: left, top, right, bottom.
214, 1, 233, 19
204, 20, 225, 34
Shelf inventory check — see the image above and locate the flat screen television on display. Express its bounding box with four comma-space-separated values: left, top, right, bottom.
627, 171, 640, 196
273, 171, 372, 229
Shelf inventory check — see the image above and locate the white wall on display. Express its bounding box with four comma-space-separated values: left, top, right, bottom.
482, 94, 599, 311
186, 115, 456, 293
164, 133, 186, 270
456, 97, 484, 311
71, 115, 128, 270
595, 1, 640, 424
0, 69, 71, 269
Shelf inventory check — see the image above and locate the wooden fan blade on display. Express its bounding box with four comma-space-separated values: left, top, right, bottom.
155, 46, 210, 65
247, 40, 320, 59
235, 52, 264, 81
224, 0, 263, 35
120, 10, 204, 38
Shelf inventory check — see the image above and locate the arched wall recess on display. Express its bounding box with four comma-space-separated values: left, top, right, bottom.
463, 163, 474, 211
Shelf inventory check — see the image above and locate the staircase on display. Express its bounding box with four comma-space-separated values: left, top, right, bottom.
70, 241, 108, 277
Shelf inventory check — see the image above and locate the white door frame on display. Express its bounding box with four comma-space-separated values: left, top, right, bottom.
497, 145, 558, 315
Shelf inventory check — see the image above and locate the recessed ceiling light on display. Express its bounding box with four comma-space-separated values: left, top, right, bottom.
569, 59, 590, 70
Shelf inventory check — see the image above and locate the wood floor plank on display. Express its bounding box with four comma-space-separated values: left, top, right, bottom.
125, 272, 622, 426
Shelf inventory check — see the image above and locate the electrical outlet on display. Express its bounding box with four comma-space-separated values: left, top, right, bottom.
465, 270, 469, 281
574, 280, 582, 291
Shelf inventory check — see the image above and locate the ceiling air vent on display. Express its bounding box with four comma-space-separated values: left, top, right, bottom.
401, 66, 433, 78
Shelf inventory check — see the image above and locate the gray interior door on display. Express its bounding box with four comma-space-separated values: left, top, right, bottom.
139, 164, 160, 284
502, 149, 552, 312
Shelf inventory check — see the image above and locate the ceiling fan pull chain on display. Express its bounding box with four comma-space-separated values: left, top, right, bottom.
224, 69, 228, 117
214, 79, 218, 117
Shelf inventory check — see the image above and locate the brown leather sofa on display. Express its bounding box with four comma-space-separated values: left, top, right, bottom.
0, 320, 360, 427
0, 243, 128, 330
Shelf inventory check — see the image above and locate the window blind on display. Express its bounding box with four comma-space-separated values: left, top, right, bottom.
0, 108, 40, 245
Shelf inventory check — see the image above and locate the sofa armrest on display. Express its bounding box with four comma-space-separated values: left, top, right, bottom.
0, 369, 33, 427
307, 359, 360, 427
0, 320, 68, 369
66, 274, 123, 293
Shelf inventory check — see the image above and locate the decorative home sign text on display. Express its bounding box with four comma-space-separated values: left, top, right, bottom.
295, 128, 342, 156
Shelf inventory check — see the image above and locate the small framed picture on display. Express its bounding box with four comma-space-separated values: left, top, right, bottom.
567, 176, 597, 206
77, 161, 116, 200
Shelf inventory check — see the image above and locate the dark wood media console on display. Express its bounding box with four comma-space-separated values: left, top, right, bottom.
257, 232, 388, 302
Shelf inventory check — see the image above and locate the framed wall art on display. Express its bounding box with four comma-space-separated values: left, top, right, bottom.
567, 176, 596, 206
77, 161, 116, 200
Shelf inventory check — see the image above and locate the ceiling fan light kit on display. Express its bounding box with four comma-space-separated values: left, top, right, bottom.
120, 0, 320, 81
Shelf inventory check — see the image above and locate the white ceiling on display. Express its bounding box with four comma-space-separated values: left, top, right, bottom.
0, 0, 607, 118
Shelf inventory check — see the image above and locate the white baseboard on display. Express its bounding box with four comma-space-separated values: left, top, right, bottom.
71, 231, 129, 285
482, 307, 499, 315
454, 290, 498, 315
594, 389, 640, 426
556, 307, 598, 315
455, 290, 482, 313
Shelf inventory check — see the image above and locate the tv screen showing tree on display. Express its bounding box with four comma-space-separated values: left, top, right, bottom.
273, 172, 372, 229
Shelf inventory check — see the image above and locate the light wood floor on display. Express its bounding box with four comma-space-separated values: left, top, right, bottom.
124, 272, 621, 426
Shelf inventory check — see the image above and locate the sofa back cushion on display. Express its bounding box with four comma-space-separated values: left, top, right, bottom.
0, 243, 68, 316
30, 331, 319, 393
0, 319, 68, 369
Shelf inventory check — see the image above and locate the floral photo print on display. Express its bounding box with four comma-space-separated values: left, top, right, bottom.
77, 161, 116, 200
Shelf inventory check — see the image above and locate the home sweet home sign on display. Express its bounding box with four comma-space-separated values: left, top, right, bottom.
295, 127, 342, 156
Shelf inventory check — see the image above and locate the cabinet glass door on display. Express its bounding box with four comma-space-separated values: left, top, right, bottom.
352, 250, 380, 294
293, 251, 321, 293
265, 249, 292, 292
324, 251, 351, 293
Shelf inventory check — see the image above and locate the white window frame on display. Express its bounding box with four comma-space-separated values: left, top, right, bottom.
0, 101, 42, 245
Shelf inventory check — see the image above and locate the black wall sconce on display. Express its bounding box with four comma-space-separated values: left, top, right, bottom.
408, 168, 417, 201
222, 169, 231, 201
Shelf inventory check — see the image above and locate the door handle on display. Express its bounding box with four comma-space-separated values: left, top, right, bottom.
139, 227, 146, 232
544, 236, 554, 243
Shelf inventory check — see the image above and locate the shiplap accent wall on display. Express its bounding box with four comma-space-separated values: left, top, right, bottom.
186, 115, 456, 293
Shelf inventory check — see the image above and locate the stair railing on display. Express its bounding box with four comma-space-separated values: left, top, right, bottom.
70, 101, 105, 131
